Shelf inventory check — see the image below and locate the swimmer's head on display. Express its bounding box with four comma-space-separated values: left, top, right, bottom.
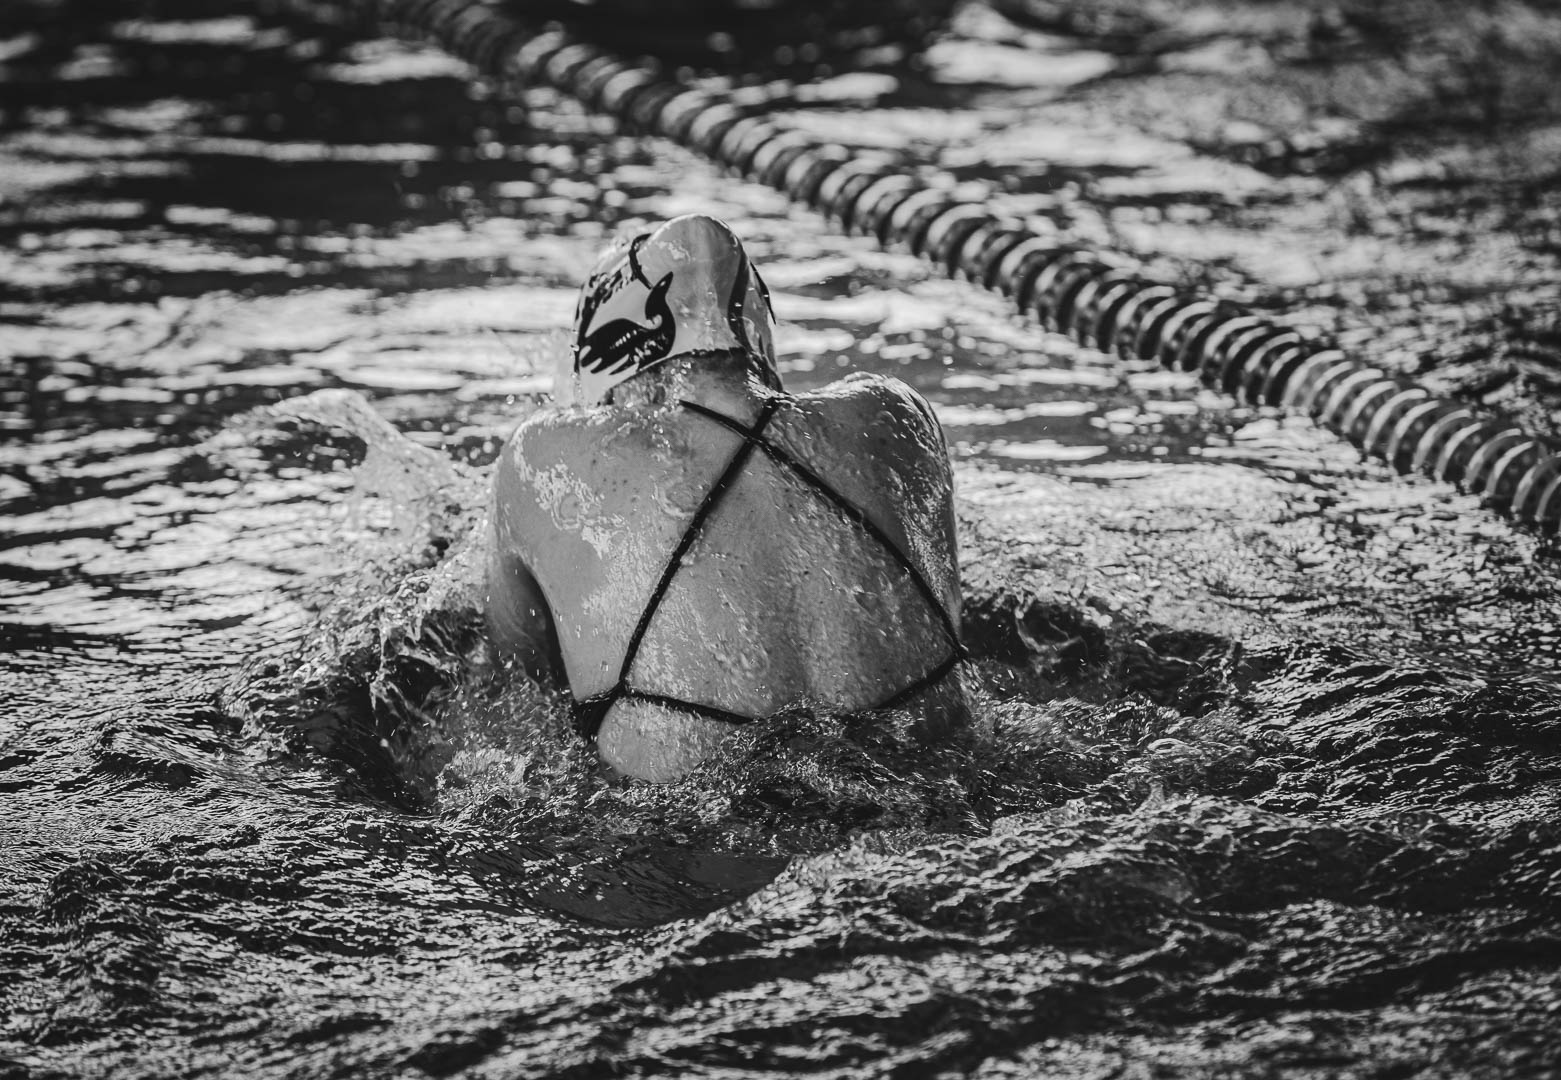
562, 214, 780, 405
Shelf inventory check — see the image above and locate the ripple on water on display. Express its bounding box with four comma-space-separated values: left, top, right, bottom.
4, 2, 1561, 1076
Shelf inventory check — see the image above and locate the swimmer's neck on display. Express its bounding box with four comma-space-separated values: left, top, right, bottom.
607, 351, 771, 412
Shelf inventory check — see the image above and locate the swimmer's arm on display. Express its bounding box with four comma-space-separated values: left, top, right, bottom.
485, 540, 565, 684
838, 370, 963, 610
487, 424, 566, 683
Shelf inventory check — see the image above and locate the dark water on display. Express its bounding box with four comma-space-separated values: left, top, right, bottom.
5, 2, 1561, 1076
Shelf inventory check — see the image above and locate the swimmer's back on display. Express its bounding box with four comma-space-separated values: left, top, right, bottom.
489, 371, 966, 779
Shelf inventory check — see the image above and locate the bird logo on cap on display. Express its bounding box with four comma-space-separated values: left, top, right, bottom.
566, 215, 779, 404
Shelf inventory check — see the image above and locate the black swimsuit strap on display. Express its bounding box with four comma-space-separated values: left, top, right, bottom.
572, 398, 781, 741
679, 399, 968, 661
620, 688, 755, 727
875, 650, 965, 713
572, 395, 966, 743
619, 398, 782, 684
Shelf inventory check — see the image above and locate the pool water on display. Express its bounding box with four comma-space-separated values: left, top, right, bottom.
4, 2, 1561, 1076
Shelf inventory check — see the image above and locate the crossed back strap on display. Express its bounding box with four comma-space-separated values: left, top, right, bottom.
573, 395, 966, 741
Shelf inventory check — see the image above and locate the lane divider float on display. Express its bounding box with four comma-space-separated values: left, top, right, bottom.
271, 0, 1561, 532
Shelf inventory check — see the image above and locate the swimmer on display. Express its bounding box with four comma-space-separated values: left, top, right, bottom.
487, 214, 968, 781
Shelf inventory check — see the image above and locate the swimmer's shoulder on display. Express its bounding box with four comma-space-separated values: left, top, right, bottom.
500, 403, 630, 470
493, 405, 622, 525
788, 371, 946, 458
501, 374, 944, 472
793, 370, 938, 424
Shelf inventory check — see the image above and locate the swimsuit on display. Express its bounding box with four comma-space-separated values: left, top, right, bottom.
571, 393, 967, 742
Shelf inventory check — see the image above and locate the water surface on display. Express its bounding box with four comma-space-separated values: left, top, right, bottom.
4, 2, 1561, 1076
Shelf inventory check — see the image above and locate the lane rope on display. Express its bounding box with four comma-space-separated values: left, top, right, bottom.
270, 0, 1561, 532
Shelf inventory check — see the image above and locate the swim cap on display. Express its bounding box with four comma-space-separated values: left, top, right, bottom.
563, 214, 780, 405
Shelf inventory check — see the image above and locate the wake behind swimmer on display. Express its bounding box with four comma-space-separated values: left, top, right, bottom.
486, 214, 970, 781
